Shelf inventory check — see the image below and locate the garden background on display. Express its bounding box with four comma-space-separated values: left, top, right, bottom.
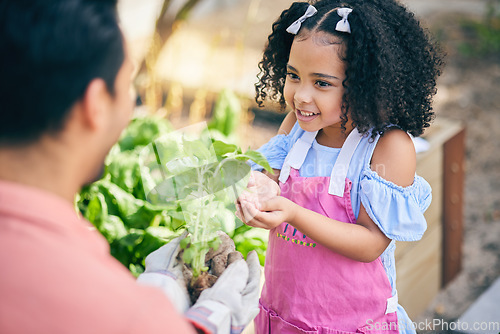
88, 0, 500, 332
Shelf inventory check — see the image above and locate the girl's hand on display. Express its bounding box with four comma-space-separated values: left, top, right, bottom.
235, 170, 279, 221
236, 194, 296, 230
236, 170, 282, 229
247, 170, 281, 201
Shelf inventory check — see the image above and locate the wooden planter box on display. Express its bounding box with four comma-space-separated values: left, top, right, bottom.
396, 117, 465, 319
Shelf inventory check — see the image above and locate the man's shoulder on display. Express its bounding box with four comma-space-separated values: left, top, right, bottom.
0, 216, 191, 333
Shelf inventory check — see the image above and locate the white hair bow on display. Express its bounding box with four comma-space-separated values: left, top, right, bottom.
286, 5, 318, 35
336, 8, 353, 33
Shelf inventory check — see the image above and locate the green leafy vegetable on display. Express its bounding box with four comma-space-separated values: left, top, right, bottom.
78, 106, 271, 277
141, 129, 270, 278
208, 89, 241, 138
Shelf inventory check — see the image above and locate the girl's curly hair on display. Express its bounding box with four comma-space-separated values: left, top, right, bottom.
255, 0, 444, 137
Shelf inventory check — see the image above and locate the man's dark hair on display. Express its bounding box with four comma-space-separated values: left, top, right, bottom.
256, 0, 444, 138
0, 0, 124, 145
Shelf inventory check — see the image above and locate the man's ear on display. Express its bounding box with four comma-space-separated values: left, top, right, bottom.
80, 78, 111, 131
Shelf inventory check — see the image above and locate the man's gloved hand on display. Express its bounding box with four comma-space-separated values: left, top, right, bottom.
185, 251, 261, 334
136, 233, 191, 314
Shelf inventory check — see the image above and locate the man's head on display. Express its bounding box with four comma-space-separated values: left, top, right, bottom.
0, 0, 135, 197
0, 0, 127, 146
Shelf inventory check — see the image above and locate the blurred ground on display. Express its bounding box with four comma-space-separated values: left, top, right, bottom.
118, 0, 500, 331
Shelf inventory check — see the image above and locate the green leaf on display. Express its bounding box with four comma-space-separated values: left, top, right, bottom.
237, 150, 273, 173
208, 89, 241, 137
146, 226, 182, 240
147, 169, 201, 203
219, 159, 251, 200
148, 139, 182, 169
119, 229, 145, 247
106, 149, 142, 194
95, 180, 145, 225
233, 225, 269, 266
99, 215, 128, 243
133, 227, 179, 261
125, 205, 157, 229
84, 193, 108, 228
180, 235, 192, 249
212, 140, 238, 157
181, 137, 214, 163
208, 234, 222, 252
182, 246, 196, 265
119, 116, 172, 151
110, 229, 145, 268
129, 263, 145, 278
170, 210, 186, 230
217, 207, 237, 235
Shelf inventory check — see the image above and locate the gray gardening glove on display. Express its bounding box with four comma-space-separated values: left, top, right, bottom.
137, 233, 191, 314
185, 251, 261, 334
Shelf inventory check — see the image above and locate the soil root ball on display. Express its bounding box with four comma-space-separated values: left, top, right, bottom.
182, 231, 244, 304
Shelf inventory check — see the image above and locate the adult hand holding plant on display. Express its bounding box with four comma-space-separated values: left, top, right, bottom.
137, 232, 191, 313
138, 123, 271, 306
138, 234, 261, 334
80, 118, 271, 331
186, 251, 261, 334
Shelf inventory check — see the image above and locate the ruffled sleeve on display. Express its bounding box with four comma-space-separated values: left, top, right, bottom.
249, 134, 291, 171
359, 168, 432, 241
249, 122, 302, 171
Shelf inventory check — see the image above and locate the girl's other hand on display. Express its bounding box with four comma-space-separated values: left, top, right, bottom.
235, 171, 279, 213
236, 194, 295, 230
247, 171, 280, 200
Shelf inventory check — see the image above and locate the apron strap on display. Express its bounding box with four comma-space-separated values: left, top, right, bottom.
385, 292, 398, 314
279, 130, 318, 184
328, 128, 364, 197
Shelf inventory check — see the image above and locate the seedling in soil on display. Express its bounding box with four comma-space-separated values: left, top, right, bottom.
142, 125, 271, 302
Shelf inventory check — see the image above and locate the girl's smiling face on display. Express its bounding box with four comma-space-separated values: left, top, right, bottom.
284, 31, 347, 136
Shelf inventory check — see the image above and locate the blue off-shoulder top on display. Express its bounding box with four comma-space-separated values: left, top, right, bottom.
250, 122, 432, 334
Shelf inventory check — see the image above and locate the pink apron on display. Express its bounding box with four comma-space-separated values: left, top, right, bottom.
254, 129, 399, 334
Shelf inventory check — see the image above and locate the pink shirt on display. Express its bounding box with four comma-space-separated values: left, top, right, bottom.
0, 180, 196, 334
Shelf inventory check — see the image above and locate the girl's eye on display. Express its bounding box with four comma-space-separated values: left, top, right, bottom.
286, 72, 299, 80
316, 80, 332, 88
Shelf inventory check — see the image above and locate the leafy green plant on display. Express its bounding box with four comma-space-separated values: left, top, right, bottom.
143, 127, 271, 278
208, 89, 241, 142
77, 116, 180, 276
459, 0, 500, 57
77, 115, 271, 278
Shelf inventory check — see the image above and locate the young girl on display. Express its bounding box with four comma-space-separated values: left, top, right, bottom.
236, 0, 443, 333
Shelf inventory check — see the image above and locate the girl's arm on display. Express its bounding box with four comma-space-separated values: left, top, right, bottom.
262, 111, 297, 183
240, 129, 416, 263
277, 111, 297, 135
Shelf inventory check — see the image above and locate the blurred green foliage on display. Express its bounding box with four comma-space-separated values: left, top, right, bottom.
459, 0, 500, 57
77, 91, 271, 276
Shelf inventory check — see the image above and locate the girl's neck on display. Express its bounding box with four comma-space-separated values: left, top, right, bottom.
316, 122, 354, 148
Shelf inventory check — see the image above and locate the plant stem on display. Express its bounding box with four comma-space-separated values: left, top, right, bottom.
190, 166, 208, 278
152, 142, 167, 180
